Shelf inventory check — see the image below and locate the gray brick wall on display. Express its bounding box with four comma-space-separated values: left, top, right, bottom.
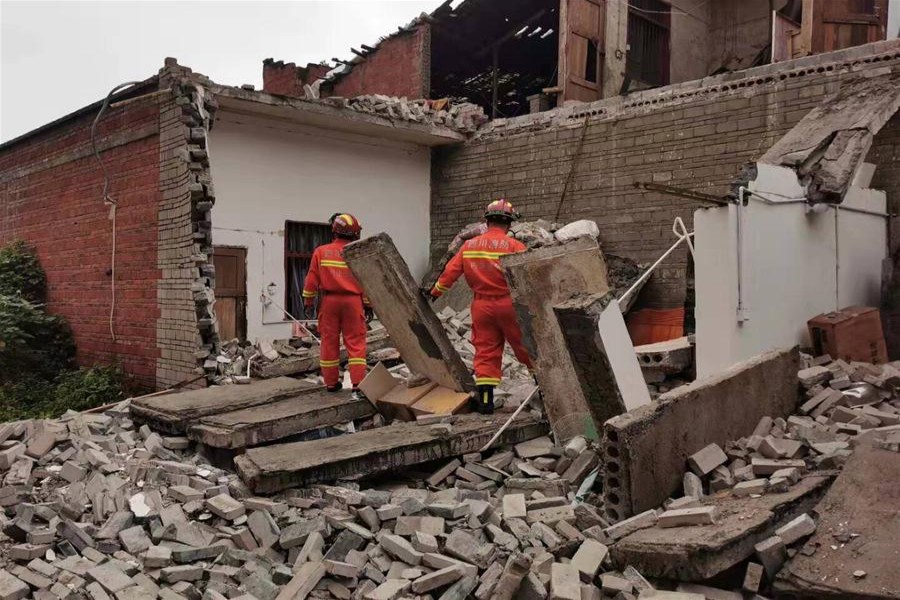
431, 40, 900, 309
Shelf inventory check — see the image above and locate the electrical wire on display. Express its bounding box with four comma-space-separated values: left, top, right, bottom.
90, 81, 143, 343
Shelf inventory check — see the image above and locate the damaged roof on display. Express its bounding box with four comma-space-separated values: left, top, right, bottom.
207, 82, 483, 146
758, 70, 900, 203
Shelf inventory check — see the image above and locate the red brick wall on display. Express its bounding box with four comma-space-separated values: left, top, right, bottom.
262, 59, 331, 97
0, 94, 161, 388
332, 24, 430, 99
431, 40, 900, 310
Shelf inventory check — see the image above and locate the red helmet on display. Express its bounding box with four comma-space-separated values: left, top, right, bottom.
484, 199, 520, 222
331, 213, 362, 239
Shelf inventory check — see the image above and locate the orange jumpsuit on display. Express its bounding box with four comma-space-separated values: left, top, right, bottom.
302, 239, 368, 387
431, 225, 532, 386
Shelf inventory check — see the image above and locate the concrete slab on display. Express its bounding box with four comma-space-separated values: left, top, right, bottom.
343, 233, 472, 392
187, 389, 375, 449
602, 347, 799, 521
775, 436, 900, 599
234, 414, 548, 493
554, 292, 651, 428
610, 475, 832, 581
130, 377, 312, 433
502, 237, 610, 441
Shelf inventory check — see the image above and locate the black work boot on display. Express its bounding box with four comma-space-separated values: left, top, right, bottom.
476, 385, 495, 415
326, 382, 343, 393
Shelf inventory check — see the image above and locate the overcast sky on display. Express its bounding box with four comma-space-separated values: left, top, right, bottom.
0, 0, 435, 142
2, 1, 899, 143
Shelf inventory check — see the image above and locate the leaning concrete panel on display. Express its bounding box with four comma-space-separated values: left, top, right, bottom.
611, 475, 832, 581
130, 377, 313, 434
554, 292, 651, 428
602, 346, 799, 521
344, 233, 472, 392
501, 237, 610, 441
775, 436, 900, 599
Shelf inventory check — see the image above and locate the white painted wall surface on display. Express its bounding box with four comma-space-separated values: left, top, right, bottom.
209, 112, 431, 341
695, 164, 887, 377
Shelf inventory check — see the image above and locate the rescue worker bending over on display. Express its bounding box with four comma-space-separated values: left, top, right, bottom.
430, 199, 533, 414
303, 213, 373, 398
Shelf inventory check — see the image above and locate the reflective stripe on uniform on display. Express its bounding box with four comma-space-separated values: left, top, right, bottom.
435, 282, 449, 292
302, 289, 317, 298
475, 377, 501, 386
319, 359, 341, 367
462, 251, 508, 260
347, 358, 367, 365
320, 260, 349, 269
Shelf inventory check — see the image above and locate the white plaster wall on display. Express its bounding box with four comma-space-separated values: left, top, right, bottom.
209, 113, 431, 341
695, 165, 887, 377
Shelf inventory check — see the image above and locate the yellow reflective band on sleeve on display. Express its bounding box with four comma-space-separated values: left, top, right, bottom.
320, 260, 349, 269
302, 290, 317, 298
475, 377, 502, 386
319, 359, 341, 367
435, 282, 449, 292
347, 358, 367, 365
462, 251, 507, 260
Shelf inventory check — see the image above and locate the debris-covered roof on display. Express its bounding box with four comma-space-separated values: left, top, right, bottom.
759, 71, 900, 203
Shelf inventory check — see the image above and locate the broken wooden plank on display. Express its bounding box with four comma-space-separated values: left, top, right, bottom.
610, 475, 833, 581
501, 237, 610, 441
130, 377, 314, 434
187, 389, 375, 449
234, 414, 548, 493
343, 233, 472, 392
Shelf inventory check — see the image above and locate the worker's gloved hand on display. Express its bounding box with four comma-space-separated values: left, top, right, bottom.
304, 300, 316, 320
420, 287, 437, 303
364, 306, 375, 323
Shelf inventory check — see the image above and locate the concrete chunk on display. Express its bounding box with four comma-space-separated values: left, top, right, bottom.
380, 534, 423, 566
550, 563, 580, 600
754, 535, 787, 576
570, 539, 607, 581
0, 570, 30, 600
205, 494, 245, 520
502, 494, 527, 519
657, 506, 717, 528
364, 579, 411, 600
687, 444, 728, 476
411, 565, 463, 593
773, 513, 816, 545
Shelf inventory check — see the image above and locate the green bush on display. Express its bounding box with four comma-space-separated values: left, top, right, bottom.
54, 365, 126, 413
0, 240, 47, 303
0, 294, 75, 383
0, 366, 126, 421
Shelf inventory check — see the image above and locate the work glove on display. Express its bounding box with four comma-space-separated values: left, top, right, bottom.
420, 287, 437, 303
304, 300, 316, 320
364, 306, 375, 323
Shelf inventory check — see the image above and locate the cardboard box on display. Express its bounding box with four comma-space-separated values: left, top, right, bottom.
808, 306, 888, 364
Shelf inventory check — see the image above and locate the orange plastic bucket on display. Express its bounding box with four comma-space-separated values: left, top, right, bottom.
626, 308, 685, 346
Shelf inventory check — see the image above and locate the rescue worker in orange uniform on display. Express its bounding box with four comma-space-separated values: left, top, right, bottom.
303, 213, 373, 397
430, 199, 533, 414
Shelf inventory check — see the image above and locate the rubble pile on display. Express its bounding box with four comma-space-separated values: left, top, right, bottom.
0, 392, 627, 600
321, 95, 488, 134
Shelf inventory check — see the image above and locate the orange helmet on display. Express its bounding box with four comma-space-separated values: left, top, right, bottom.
484, 199, 520, 222
331, 213, 362, 239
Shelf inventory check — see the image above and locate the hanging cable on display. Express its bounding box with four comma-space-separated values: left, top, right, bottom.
90, 81, 143, 343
